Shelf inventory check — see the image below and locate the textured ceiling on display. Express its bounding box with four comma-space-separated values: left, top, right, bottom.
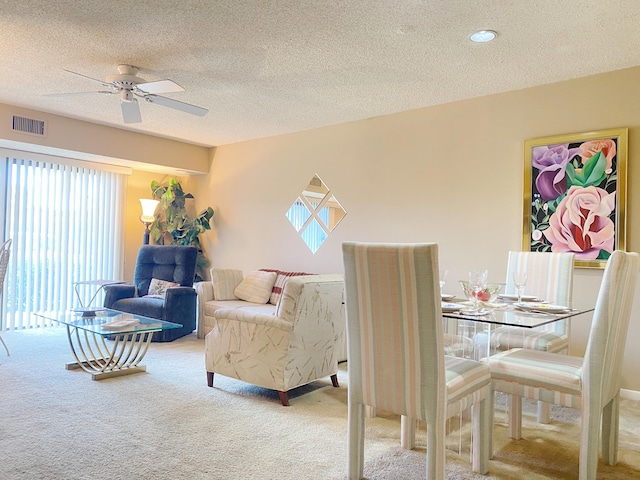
1, 1, 639, 147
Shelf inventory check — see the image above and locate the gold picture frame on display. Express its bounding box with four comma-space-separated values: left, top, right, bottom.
523, 128, 628, 269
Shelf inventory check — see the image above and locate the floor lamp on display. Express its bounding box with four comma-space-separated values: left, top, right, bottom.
139, 199, 159, 245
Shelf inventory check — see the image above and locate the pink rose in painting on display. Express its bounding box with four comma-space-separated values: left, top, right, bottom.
543, 185, 615, 260
580, 139, 616, 170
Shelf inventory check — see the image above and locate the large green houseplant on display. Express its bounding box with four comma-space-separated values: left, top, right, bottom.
149, 178, 214, 281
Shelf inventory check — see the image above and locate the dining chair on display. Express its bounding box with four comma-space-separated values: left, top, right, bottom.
0, 239, 12, 356
343, 242, 491, 479
492, 250, 574, 422
488, 250, 640, 480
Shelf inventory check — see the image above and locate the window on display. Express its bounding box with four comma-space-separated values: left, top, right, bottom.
1, 151, 126, 329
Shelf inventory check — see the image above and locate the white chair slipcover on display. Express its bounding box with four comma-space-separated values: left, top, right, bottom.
488, 250, 640, 480
343, 242, 491, 479
492, 250, 574, 422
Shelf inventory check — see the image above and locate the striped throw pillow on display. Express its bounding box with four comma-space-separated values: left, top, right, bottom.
261, 269, 313, 305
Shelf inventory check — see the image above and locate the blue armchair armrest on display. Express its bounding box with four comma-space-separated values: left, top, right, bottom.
163, 287, 197, 324
104, 284, 137, 308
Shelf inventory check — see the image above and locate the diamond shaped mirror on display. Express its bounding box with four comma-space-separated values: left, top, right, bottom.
286, 174, 346, 253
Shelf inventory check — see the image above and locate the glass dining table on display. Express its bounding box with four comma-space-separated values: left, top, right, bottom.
440, 297, 595, 360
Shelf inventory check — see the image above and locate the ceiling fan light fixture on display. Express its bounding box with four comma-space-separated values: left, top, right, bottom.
470, 30, 497, 43
50, 65, 208, 123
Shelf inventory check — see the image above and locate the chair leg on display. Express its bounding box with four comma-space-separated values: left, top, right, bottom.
207, 371, 214, 387
489, 390, 495, 460
508, 394, 523, 440
331, 373, 339, 387
472, 390, 491, 474
365, 405, 376, 418
0, 334, 8, 356
601, 396, 620, 465
400, 415, 416, 449
579, 401, 601, 480
277, 391, 290, 406
348, 401, 365, 479
425, 408, 446, 480
537, 400, 551, 423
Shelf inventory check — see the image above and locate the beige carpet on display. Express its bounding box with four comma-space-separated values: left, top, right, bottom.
1, 327, 639, 480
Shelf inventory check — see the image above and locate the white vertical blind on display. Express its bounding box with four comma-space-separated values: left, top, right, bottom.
1, 154, 125, 329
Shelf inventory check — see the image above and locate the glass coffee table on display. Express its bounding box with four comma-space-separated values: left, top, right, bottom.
34, 309, 182, 380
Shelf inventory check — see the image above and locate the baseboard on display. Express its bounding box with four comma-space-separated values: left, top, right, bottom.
621, 388, 640, 401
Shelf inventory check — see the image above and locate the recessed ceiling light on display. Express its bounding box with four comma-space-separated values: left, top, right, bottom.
396, 24, 417, 35
470, 30, 497, 43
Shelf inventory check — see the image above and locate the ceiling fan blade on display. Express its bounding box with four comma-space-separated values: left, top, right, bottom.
44, 90, 114, 97
136, 79, 184, 95
144, 94, 208, 117
121, 98, 142, 123
63, 69, 110, 87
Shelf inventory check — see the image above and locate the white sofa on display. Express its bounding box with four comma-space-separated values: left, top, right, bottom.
197, 269, 346, 405
195, 268, 280, 339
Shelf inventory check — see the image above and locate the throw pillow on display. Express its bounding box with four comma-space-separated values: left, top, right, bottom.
261, 270, 313, 305
234, 270, 277, 304
147, 278, 180, 297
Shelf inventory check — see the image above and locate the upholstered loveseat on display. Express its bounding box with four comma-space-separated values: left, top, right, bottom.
194, 268, 290, 339
196, 269, 346, 405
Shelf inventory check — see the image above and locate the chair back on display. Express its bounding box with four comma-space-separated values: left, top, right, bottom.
0, 239, 11, 290
342, 242, 444, 420
583, 250, 640, 405
133, 245, 197, 295
505, 251, 574, 335
505, 251, 574, 303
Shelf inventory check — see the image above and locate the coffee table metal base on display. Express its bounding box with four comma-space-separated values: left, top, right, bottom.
65, 325, 155, 380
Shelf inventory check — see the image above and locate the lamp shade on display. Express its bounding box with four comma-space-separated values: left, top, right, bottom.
140, 198, 159, 223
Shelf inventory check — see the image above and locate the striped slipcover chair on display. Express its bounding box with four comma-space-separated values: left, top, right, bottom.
0, 239, 11, 356
342, 242, 491, 479
491, 250, 574, 423
488, 250, 639, 480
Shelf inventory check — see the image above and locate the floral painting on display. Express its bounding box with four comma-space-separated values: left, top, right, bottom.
523, 128, 628, 268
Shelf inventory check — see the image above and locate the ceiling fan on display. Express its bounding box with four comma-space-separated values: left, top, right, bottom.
45, 64, 209, 124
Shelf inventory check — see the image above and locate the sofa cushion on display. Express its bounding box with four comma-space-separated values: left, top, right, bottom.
261, 269, 314, 305
203, 299, 276, 317
212, 268, 243, 300
234, 271, 277, 304
112, 296, 165, 319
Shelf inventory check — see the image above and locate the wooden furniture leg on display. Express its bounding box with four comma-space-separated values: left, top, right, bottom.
278, 391, 290, 406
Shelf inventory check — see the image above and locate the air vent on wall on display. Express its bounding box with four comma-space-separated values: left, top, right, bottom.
12, 115, 46, 137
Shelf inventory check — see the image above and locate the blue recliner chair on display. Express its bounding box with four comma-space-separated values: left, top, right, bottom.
103, 245, 198, 342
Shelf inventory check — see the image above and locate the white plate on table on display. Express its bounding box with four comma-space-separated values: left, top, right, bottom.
441, 293, 456, 301
441, 302, 466, 313
514, 302, 571, 314
498, 294, 542, 302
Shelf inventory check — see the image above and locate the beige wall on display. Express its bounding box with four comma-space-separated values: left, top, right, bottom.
194, 66, 640, 391
0, 103, 210, 174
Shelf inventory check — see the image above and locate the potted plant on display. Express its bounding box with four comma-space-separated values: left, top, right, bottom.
149, 178, 214, 281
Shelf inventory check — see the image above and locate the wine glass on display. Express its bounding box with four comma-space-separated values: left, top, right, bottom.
468, 269, 488, 312
439, 269, 448, 291
513, 271, 528, 303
